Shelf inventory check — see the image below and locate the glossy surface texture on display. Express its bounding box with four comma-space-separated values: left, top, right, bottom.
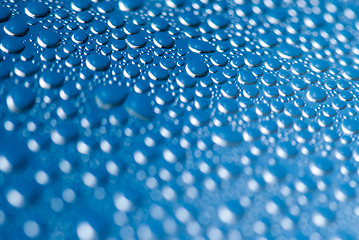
1, 0, 359, 239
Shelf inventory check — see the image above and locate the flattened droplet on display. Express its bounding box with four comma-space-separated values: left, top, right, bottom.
238, 70, 257, 85
176, 72, 196, 88
185, 56, 208, 77
108, 13, 125, 28
126, 33, 147, 48
4, 18, 29, 36
306, 86, 327, 102
123, 64, 140, 78
154, 32, 174, 48
259, 33, 278, 48
189, 109, 211, 127
179, 12, 200, 27
276, 142, 298, 158
304, 14, 324, 28
37, 30, 62, 48
148, 65, 169, 81
25, 2, 50, 18
263, 163, 287, 184
86, 53, 110, 71
0, 37, 25, 53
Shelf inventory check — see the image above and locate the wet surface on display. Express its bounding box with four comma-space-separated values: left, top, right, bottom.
1, 0, 359, 239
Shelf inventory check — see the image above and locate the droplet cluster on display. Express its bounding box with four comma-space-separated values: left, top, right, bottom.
1, 0, 359, 239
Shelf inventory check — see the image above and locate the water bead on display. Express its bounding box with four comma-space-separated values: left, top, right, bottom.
342, 66, 359, 80
238, 70, 257, 85
86, 53, 110, 71
0, 36, 25, 54
154, 32, 174, 48
179, 12, 201, 27
119, 0, 144, 11
14, 61, 40, 77
39, 71, 65, 89
221, 83, 239, 98
176, 72, 196, 88
277, 43, 303, 59
71, 0, 92, 11
342, 119, 359, 135
4, 18, 29, 36
151, 18, 170, 31
37, 30, 62, 48
263, 163, 287, 184
160, 59, 176, 70
0, 6, 11, 22
91, 21, 107, 34
259, 33, 278, 48
108, 13, 125, 29
310, 156, 333, 176
95, 85, 128, 109
210, 52, 228, 66
125, 93, 155, 120
211, 126, 242, 147
166, 0, 186, 8
310, 59, 330, 73
25, 2, 49, 18
125, 33, 147, 48
185, 56, 208, 77
207, 15, 229, 29
188, 39, 216, 53
72, 30, 88, 43
7, 86, 35, 113
51, 123, 78, 145
123, 64, 140, 78
306, 86, 327, 102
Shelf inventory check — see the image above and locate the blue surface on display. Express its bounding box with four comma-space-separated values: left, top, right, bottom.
1, 0, 359, 239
